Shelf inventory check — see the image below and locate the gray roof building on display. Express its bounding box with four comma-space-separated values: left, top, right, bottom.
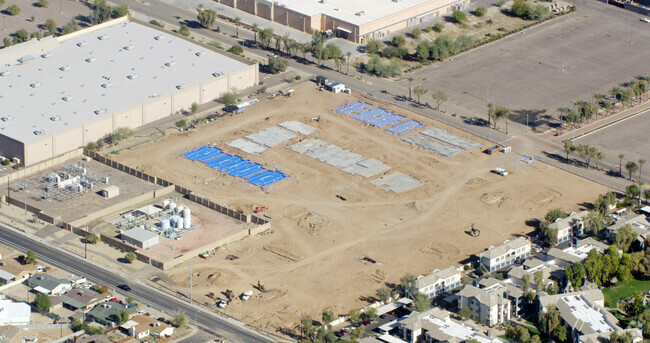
27, 273, 71, 295
87, 302, 136, 326
121, 227, 160, 249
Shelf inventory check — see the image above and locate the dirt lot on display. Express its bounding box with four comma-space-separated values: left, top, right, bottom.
110, 82, 609, 336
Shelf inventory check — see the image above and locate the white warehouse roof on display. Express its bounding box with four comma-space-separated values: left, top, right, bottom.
272, 0, 441, 26
0, 18, 249, 144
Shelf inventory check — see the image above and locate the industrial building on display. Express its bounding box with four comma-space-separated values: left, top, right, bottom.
0, 17, 258, 166
217, 0, 469, 43
121, 227, 160, 249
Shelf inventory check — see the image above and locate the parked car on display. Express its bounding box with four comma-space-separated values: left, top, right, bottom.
118, 284, 131, 291
641, 17, 650, 23
362, 320, 370, 326
218, 300, 228, 308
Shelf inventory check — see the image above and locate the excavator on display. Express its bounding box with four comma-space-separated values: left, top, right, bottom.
257, 280, 267, 293
469, 224, 481, 237
225, 288, 234, 302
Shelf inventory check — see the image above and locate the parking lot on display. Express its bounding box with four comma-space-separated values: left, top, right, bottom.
416, 0, 650, 128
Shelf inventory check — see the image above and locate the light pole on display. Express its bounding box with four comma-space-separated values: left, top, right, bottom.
526, 113, 529, 132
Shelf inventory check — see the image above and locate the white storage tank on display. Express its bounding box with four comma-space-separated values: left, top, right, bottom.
183, 216, 191, 229
169, 202, 176, 213
160, 218, 171, 230
170, 215, 178, 228
163, 199, 170, 209
176, 204, 185, 214
176, 217, 183, 229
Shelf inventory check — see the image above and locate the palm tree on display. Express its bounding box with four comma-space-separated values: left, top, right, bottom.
346, 51, 351, 75
592, 93, 604, 104
252, 23, 258, 43
639, 159, 646, 180
609, 86, 621, 103
407, 77, 414, 100
618, 154, 625, 176
233, 17, 241, 38
640, 74, 650, 100
626, 161, 638, 181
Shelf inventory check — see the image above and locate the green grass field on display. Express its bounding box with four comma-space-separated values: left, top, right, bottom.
602, 278, 650, 308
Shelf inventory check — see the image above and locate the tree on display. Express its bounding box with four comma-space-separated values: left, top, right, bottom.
233, 17, 240, 37
391, 35, 406, 48
178, 24, 190, 37
584, 211, 603, 235
86, 233, 99, 244
539, 305, 560, 335
34, 293, 51, 312
364, 307, 378, 320
563, 140, 574, 161
43, 19, 57, 35
416, 41, 431, 61
432, 23, 444, 32
227, 44, 243, 55
322, 309, 334, 324
124, 252, 136, 263
459, 307, 472, 319
534, 270, 544, 290
6, 4, 21, 15
414, 292, 429, 312
191, 102, 199, 114
377, 287, 392, 303
411, 28, 422, 39
639, 159, 646, 179
474, 6, 487, 16
530, 335, 542, 343
618, 154, 625, 176
345, 51, 352, 74
452, 10, 468, 23
172, 314, 187, 327
545, 209, 567, 223
36, 0, 49, 7
627, 291, 645, 317
432, 90, 447, 111
91, 0, 111, 24
126, 297, 135, 306
25, 250, 37, 264
197, 9, 217, 29
539, 221, 557, 245
522, 273, 531, 290
626, 161, 638, 180
348, 308, 361, 322
259, 28, 273, 48
491, 106, 510, 131
365, 39, 382, 54
12, 29, 29, 44
61, 19, 78, 34
511, 0, 531, 17
222, 92, 237, 106
116, 309, 130, 325
429, 34, 454, 60
111, 5, 129, 18
553, 325, 568, 342
413, 85, 428, 104
267, 56, 288, 74
616, 224, 638, 252
400, 273, 416, 298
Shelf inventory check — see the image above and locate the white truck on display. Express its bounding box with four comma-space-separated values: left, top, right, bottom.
493, 168, 508, 176
241, 290, 253, 301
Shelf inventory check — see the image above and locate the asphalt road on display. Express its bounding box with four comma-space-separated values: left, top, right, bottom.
0, 221, 274, 343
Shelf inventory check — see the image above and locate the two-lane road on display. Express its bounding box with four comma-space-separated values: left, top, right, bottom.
0, 221, 275, 343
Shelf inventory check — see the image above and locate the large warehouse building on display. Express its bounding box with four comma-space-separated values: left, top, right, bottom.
0, 17, 258, 166
217, 0, 469, 43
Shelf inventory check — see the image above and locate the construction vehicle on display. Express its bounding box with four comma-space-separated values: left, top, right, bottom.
254, 205, 268, 213
257, 280, 266, 292
279, 89, 294, 97
469, 224, 480, 237
225, 288, 234, 301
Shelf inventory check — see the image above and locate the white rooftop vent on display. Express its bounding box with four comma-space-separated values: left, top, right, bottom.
127, 74, 138, 80
0, 71, 10, 76
85, 57, 97, 63
30, 82, 42, 88
98, 34, 109, 40
195, 51, 206, 57
41, 52, 52, 58
50, 115, 61, 121
212, 72, 223, 77
149, 93, 159, 98
62, 96, 74, 102
33, 129, 44, 135
176, 84, 187, 90
164, 61, 176, 67
124, 44, 135, 50
94, 108, 107, 115
60, 65, 71, 71
355, 11, 366, 16
77, 41, 87, 47
1, 115, 14, 121
334, 7, 340, 11
101, 83, 112, 88
102, 75, 111, 80
154, 35, 165, 40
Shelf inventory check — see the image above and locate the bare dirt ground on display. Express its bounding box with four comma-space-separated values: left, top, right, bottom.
110, 82, 609, 336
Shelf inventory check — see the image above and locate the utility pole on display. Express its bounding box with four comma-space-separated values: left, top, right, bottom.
24, 201, 27, 233
189, 264, 192, 305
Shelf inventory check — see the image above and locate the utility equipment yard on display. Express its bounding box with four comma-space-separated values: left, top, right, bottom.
111, 83, 608, 335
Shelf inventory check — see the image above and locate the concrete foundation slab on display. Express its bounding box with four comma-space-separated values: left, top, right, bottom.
288, 139, 329, 154
342, 158, 391, 178
279, 121, 318, 135
227, 138, 268, 154
420, 128, 481, 150
370, 172, 423, 193
402, 135, 462, 158
245, 126, 297, 148
306, 145, 365, 169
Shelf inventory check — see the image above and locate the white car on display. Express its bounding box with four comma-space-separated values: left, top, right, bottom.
218, 300, 228, 308
641, 18, 650, 23
267, 53, 277, 58
138, 310, 146, 315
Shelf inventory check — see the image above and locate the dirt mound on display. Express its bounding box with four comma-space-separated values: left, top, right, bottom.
421, 242, 461, 259
405, 201, 423, 214
532, 188, 562, 205
297, 212, 327, 235
480, 192, 510, 207
263, 245, 302, 262
466, 177, 486, 186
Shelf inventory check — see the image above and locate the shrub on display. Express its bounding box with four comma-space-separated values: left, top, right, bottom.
30, 31, 42, 39
423, 26, 432, 33
12, 29, 29, 44
86, 142, 97, 151
511, 0, 531, 18
149, 19, 163, 28
256, 86, 267, 94
111, 5, 129, 18
432, 23, 444, 32
412, 28, 422, 39
176, 119, 187, 128
1, 159, 10, 166
268, 56, 288, 74
191, 102, 199, 113
36, 0, 48, 7
124, 252, 136, 263
178, 24, 190, 37
452, 10, 467, 23
474, 6, 487, 16
6, 4, 21, 15
222, 92, 237, 106
227, 44, 243, 55
43, 18, 57, 35
365, 39, 382, 54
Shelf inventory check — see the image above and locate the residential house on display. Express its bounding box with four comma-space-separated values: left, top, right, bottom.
120, 315, 174, 339
87, 303, 135, 327
415, 266, 462, 299
0, 299, 31, 325
76, 335, 113, 343
457, 284, 511, 327
605, 214, 650, 251
399, 307, 506, 343
476, 277, 524, 318
543, 238, 609, 268
476, 237, 531, 273
26, 273, 71, 295
60, 288, 103, 312
548, 210, 591, 245
538, 289, 643, 343
507, 258, 563, 291
0, 258, 37, 284
0, 326, 38, 343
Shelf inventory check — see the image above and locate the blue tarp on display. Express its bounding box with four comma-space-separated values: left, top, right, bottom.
352, 107, 405, 128
386, 120, 424, 136
334, 101, 372, 115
